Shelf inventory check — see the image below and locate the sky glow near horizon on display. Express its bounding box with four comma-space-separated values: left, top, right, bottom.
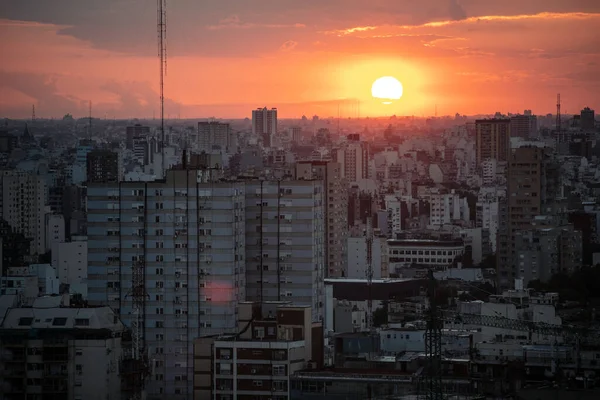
0, 0, 599, 119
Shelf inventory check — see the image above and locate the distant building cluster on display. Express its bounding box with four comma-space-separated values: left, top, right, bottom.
0, 105, 599, 399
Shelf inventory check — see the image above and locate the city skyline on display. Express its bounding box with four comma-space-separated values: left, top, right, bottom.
1, 0, 599, 119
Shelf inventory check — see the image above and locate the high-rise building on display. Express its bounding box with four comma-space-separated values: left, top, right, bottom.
126, 124, 150, 150
244, 179, 325, 323
86, 149, 121, 183
335, 135, 369, 182
581, 107, 595, 132
0, 170, 47, 255
252, 107, 277, 147
496, 146, 561, 292
288, 126, 302, 143
510, 113, 538, 138
87, 169, 246, 399
197, 121, 236, 154
296, 161, 348, 277
475, 119, 511, 165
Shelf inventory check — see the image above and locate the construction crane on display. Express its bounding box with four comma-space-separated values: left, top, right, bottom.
423, 272, 600, 399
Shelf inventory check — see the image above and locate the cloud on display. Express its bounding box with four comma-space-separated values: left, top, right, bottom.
206, 15, 305, 31
448, 0, 467, 21
280, 40, 298, 52
325, 11, 600, 36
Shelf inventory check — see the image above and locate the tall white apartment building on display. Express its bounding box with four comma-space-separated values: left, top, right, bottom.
87, 169, 246, 400
481, 159, 497, 185
476, 188, 500, 253
52, 235, 88, 286
336, 135, 369, 183
252, 107, 277, 146
45, 213, 65, 252
1, 170, 47, 255
295, 161, 348, 278
428, 189, 470, 228
244, 179, 325, 323
384, 195, 403, 237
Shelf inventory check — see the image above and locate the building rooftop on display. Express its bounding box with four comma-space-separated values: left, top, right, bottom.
0, 306, 124, 332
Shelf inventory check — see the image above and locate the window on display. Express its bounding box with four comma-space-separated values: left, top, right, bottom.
18, 317, 33, 326
74, 318, 90, 326
52, 318, 67, 326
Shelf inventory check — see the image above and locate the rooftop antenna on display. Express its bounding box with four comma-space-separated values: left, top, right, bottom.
158, 0, 167, 177
32, 104, 35, 121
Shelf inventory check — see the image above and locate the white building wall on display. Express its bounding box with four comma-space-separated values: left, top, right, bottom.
347, 237, 383, 279
45, 214, 65, 252
52, 237, 88, 285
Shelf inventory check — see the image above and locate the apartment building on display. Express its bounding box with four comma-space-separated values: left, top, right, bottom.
87, 168, 246, 399
0, 304, 124, 400
0, 169, 47, 255
197, 121, 237, 154
335, 135, 369, 183
295, 160, 348, 278
193, 301, 323, 400
244, 179, 325, 323
86, 149, 122, 183
428, 188, 470, 228
475, 119, 510, 165
496, 146, 562, 291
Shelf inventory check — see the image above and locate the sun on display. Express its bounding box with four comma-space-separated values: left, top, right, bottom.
371, 76, 403, 105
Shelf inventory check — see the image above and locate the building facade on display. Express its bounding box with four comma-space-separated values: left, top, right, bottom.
244, 180, 325, 323
295, 161, 348, 278
87, 169, 246, 399
475, 119, 510, 165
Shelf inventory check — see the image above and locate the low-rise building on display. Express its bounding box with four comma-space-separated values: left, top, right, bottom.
0, 304, 125, 400
193, 301, 323, 400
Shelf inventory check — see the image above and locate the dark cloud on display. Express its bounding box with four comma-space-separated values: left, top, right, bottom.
4, 0, 599, 57
448, 0, 467, 20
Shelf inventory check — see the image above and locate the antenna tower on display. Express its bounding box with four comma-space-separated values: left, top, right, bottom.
88, 101, 92, 140
424, 270, 443, 400
556, 93, 561, 133
158, 0, 167, 177
32, 105, 35, 121
365, 209, 374, 331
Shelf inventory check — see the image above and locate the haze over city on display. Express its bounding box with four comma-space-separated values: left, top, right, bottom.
2, 1, 600, 400
1, 0, 599, 119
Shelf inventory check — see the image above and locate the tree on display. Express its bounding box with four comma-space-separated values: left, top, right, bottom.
372, 301, 389, 327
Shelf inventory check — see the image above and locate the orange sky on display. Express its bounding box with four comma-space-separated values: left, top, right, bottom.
0, 0, 599, 119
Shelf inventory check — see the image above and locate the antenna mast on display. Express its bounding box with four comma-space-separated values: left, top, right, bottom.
158, 0, 167, 177
88, 101, 92, 140
366, 209, 374, 331
32, 105, 35, 121
556, 93, 561, 133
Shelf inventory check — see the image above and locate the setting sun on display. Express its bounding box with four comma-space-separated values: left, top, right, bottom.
371, 76, 403, 105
